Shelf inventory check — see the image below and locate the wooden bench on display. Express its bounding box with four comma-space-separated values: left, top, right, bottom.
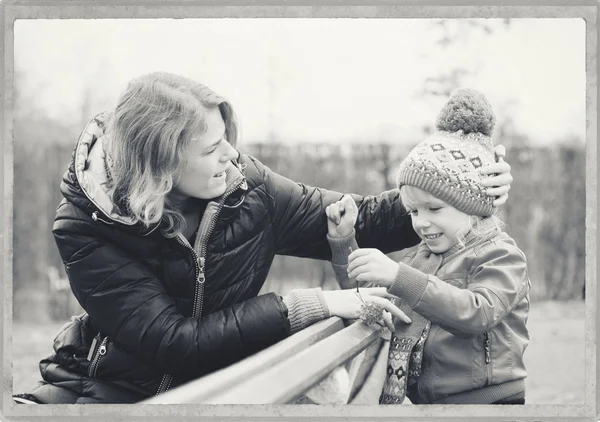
141, 317, 383, 404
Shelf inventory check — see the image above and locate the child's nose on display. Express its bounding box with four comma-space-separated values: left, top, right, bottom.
415, 218, 431, 230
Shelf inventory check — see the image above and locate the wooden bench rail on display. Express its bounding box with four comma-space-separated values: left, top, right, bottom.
207, 320, 382, 404
142, 317, 382, 404
142, 317, 345, 404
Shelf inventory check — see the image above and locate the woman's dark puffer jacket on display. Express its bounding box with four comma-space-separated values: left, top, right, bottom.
22, 113, 421, 404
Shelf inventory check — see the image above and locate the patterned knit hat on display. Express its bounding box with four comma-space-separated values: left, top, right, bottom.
396, 89, 496, 217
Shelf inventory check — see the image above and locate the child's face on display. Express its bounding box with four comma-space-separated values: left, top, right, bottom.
402, 186, 471, 254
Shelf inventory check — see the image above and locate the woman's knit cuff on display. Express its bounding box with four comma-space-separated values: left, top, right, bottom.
283, 288, 331, 335
327, 231, 359, 265
387, 262, 429, 307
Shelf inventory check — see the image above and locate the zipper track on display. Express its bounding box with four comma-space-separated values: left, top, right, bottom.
194, 181, 243, 321
483, 331, 492, 386
155, 235, 200, 396
155, 179, 245, 396
88, 336, 108, 378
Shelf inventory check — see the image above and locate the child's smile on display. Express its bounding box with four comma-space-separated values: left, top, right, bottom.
401, 185, 472, 254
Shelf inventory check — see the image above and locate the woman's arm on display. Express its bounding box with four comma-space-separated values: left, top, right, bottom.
54, 204, 291, 379
53, 202, 406, 378
247, 150, 512, 261
245, 155, 420, 259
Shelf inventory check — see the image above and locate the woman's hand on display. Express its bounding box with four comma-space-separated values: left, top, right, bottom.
347, 248, 400, 289
321, 287, 411, 331
481, 144, 512, 207
326, 195, 358, 238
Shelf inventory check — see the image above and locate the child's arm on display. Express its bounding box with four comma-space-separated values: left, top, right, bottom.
393, 241, 529, 337
349, 239, 530, 338
326, 195, 373, 290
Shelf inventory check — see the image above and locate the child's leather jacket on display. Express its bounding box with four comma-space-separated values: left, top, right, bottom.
329, 224, 531, 404
393, 230, 531, 404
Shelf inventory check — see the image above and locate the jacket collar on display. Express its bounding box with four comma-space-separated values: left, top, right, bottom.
440, 217, 500, 263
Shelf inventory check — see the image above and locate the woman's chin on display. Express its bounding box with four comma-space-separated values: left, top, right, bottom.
207, 180, 228, 198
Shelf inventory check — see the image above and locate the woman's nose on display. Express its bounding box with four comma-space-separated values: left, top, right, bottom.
221, 141, 239, 161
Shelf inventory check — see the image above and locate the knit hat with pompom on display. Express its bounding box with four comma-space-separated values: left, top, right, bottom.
396, 89, 497, 217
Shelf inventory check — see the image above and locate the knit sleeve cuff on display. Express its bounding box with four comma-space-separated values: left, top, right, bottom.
387, 262, 429, 307
327, 230, 359, 265
282, 288, 331, 335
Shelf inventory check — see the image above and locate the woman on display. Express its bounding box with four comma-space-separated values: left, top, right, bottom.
14, 72, 512, 404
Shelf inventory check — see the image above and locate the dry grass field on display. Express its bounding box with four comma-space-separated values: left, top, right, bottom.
11, 300, 586, 404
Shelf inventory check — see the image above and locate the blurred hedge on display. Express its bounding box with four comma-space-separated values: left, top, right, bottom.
12, 132, 585, 321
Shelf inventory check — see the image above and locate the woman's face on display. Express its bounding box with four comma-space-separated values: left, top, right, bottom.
171, 107, 238, 203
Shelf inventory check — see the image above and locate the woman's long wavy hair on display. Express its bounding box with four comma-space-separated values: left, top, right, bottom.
106, 72, 239, 237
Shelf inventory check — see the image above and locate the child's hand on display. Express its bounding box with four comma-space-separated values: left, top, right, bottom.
481, 144, 512, 207
347, 248, 400, 288
326, 195, 358, 238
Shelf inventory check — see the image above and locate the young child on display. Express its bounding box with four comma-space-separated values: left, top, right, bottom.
326, 88, 531, 405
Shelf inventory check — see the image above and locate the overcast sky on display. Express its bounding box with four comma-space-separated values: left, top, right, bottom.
15, 18, 585, 145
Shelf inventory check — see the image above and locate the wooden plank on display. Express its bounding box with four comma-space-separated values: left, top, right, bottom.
143, 316, 345, 404
203, 322, 382, 404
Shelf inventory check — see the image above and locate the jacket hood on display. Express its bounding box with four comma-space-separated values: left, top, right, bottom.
60, 112, 247, 230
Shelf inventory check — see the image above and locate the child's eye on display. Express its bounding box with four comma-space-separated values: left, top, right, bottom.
429, 207, 442, 212
407, 209, 418, 216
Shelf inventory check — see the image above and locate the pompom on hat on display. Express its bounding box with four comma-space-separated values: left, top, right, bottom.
396, 89, 497, 217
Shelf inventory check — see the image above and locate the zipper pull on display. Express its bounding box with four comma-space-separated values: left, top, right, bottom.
99, 344, 107, 356
484, 332, 491, 364
198, 257, 205, 283
91, 211, 114, 225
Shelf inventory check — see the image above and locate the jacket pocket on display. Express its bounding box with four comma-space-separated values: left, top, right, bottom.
87, 336, 164, 396
424, 326, 473, 401
52, 313, 94, 376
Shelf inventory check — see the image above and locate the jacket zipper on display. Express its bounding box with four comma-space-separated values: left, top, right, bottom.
155, 235, 200, 396
155, 178, 245, 396
88, 335, 109, 378
483, 331, 492, 385
91, 208, 199, 395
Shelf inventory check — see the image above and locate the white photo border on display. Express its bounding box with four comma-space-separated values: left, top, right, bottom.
1, 2, 597, 421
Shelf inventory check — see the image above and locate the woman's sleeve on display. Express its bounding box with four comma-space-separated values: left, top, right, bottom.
253, 156, 421, 259
387, 242, 530, 338
53, 205, 290, 379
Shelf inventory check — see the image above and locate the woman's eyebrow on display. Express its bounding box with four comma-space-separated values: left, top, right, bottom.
203, 133, 225, 151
